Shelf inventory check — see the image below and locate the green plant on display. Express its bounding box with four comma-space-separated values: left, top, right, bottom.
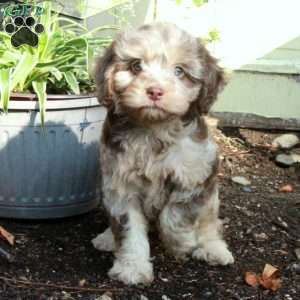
203, 28, 221, 44
0, 1, 118, 124
175, 0, 208, 6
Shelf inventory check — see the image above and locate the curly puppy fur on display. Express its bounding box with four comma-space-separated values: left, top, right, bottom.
92, 23, 234, 285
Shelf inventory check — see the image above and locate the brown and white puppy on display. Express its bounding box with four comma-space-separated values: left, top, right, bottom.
92, 23, 234, 285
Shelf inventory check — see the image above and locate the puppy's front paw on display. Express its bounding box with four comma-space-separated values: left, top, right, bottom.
192, 240, 234, 266
108, 259, 154, 285
91, 228, 115, 252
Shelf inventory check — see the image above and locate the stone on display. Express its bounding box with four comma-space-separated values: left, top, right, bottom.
295, 248, 300, 260
231, 176, 251, 186
222, 217, 230, 224
254, 232, 268, 241
242, 186, 253, 193
96, 293, 113, 300
291, 263, 300, 274
162, 296, 171, 300
272, 134, 299, 149
291, 153, 300, 163
275, 154, 295, 166
140, 296, 149, 300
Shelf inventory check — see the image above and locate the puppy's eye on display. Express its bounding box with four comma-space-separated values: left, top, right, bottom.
174, 66, 185, 78
130, 60, 142, 74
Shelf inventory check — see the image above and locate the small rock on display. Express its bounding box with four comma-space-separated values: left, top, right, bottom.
272, 134, 299, 149
96, 293, 113, 300
19, 276, 28, 281
257, 247, 265, 253
275, 154, 295, 166
254, 232, 268, 241
277, 216, 289, 228
140, 295, 149, 300
232, 176, 251, 186
291, 263, 300, 274
203, 290, 213, 297
62, 291, 72, 300
79, 279, 86, 287
222, 217, 230, 224
291, 153, 300, 163
162, 296, 171, 300
182, 293, 192, 298
246, 228, 251, 235
295, 248, 300, 260
242, 186, 253, 193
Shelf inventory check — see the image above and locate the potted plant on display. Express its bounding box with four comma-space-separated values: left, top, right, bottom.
0, 1, 117, 219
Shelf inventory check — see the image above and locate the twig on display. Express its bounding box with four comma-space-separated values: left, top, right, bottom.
0, 276, 123, 293
0, 246, 14, 263
224, 150, 252, 156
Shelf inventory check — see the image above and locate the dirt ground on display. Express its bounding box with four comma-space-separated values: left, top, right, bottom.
0, 126, 299, 300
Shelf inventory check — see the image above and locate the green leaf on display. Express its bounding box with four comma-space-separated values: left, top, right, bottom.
36, 54, 74, 68
0, 51, 21, 67
0, 68, 11, 112
192, 0, 208, 6
26, 66, 62, 87
59, 66, 75, 72
64, 37, 87, 49
82, 25, 119, 37
0, 32, 11, 41
208, 29, 220, 42
63, 71, 80, 94
50, 68, 63, 81
32, 81, 47, 126
11, 52, 37, 91
56, 17, 89, 32
87, 43, 94, 74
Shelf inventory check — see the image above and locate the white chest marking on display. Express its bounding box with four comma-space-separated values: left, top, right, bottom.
163, 137, 217, 188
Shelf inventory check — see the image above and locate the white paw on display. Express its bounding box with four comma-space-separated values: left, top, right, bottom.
108, 259, 154, 285
192, 240, 234, 266
91, 228, 115, 252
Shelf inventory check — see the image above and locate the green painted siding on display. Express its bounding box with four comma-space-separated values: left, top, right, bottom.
214, 72, 300, 119
213, 36, 300, 120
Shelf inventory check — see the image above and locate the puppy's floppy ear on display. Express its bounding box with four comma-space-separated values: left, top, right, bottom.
95, 43, 116, 107
196, 45, 226, 115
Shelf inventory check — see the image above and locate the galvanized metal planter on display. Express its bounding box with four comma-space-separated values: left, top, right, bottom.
0, 94, 105, 219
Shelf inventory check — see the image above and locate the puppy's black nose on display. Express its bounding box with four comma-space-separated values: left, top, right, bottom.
146, 86, 164, 101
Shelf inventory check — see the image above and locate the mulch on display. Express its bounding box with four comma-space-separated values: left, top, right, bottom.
0, 127, 299, 300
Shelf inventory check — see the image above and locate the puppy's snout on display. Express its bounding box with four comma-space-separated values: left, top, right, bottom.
146, 86, 164, 102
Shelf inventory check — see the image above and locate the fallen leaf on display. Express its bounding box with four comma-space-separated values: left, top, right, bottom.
245, 272, 259, 287
279, 184, 293, 193
245, 264, 282, 291
0, 226, 15, 246
259, 276, 282, 291
260, 264, 282, 291
262, 263, 279, 279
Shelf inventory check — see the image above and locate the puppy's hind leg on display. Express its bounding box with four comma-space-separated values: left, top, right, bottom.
159, 188, 201, 259
159, 184, 234, 265
92, 227, 115, 252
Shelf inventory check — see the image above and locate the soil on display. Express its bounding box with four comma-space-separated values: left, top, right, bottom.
0, 126, 299, 300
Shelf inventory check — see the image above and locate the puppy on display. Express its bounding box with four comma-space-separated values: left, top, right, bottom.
92, 23, 234, 285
